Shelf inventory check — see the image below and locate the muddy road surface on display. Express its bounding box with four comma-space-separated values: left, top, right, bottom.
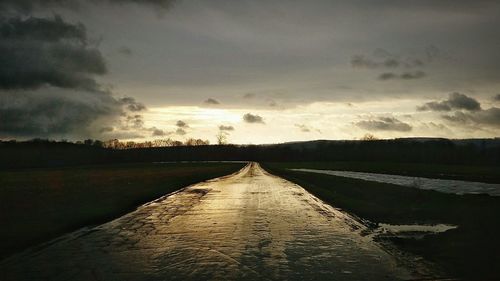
1, 163, 415, 280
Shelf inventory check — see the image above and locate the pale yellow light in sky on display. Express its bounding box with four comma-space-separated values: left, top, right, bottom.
135, 99, 499, 144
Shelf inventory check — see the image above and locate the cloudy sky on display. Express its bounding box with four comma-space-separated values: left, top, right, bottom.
1, 0, 499, 144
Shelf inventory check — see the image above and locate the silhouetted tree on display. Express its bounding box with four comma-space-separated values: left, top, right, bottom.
216, 131, 228, 145
361, 133, 378, 141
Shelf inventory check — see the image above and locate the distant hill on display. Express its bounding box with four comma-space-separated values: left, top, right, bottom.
276, 138, 500, 150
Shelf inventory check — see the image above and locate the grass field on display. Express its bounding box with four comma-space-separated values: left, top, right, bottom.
0, 162, 245, 259
263, 162, 500, 280
268, 161, 500, 183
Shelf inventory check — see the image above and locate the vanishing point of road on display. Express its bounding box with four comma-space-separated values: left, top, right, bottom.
1, 163, 416, 280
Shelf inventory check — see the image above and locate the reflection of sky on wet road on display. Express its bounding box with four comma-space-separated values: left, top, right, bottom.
292, 169, 500, 196
2, 163, 412, 280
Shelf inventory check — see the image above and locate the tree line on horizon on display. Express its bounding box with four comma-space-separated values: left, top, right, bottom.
1, 137, 499, 169
0, 137, 211, 149
0, 133, 375, 149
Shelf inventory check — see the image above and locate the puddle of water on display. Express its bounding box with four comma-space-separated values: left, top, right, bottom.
291, 169, 500, 196
378, 223, 457, 234
375, 223, 457, 240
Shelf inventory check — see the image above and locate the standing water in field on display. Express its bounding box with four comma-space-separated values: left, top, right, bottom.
290, 169, 500, 196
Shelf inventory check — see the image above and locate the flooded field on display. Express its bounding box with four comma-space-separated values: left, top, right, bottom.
291, 169, 500, 196
1, 163, 417, 281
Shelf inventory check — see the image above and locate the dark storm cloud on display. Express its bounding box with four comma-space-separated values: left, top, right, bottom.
417, 92, 481, 112
444, 93, 481, 111
418, 93, 499, 128
0, 1, 75, 14
176, 120, 188, 128
0, 15, 86, 41
243, 113, 264, 124
471, 108, 500, 126
0, 91, 122, 137
442, 108, 500, 127
120, 97, 146, 112
0, 15, 106, 91
0, 0, 177, 139
0, 15, 136, 138
218, 125, 234, 131
0, 0, 177, 13
0, 14, 150, 139
378, 71, 426, 80
356, 117, 412, 132
204, 98, 220, 105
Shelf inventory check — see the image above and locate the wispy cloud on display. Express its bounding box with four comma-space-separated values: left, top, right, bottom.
356, 117, 412, 132
218, 125, 234, 131
378, 71, 426, 80
204, 98, 220, 105
176, 120, 189, 128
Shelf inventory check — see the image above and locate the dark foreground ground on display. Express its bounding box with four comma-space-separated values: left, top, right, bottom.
0, 162, 245, 259
1, 163, 416, 281
1, 159, 498, 280
263, 162, 500, 280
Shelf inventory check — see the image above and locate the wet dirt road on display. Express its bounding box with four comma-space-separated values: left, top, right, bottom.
1, 163, 413, 281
